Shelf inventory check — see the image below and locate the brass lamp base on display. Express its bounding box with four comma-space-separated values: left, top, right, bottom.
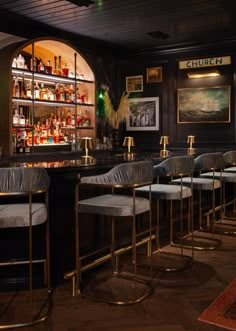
81, 155, 94, 165
187, 147, 196, 155
160, 149, 169, 158
123, 152, 135, 161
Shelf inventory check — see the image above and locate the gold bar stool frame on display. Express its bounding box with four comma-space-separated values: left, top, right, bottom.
195, 152, 236, 235
136, 155, 194, 272
171, 156, 222, 250
73, 161, 155, 305
0, 167, 52, 329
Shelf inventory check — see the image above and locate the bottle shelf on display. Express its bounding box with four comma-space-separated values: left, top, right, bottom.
10, 39, 96, 155
12, 98, 94, 107
12, 68, 94, 84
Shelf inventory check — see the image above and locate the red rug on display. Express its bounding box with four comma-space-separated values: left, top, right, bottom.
198, 279, 236, 330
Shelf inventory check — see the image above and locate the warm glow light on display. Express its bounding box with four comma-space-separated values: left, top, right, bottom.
187, 135, 196, 154
123, 136, 135, 153
187, 70, 220, 79
80, 137, 92, 157
160, 135, 169, 158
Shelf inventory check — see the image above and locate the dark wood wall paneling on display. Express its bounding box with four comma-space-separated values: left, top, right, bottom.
117, 47, 236, 153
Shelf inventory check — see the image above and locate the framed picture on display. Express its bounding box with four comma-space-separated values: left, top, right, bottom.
126, 75, 143, 93
177, 86, 231, 123
126, 97, 159, 131
146, 66, 162, 83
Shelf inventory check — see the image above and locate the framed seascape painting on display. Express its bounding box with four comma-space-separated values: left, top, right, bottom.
177, 86, 231, 123
126, 97, 159, 131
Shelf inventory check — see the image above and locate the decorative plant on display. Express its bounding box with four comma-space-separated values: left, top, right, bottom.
103, 90, 130, 129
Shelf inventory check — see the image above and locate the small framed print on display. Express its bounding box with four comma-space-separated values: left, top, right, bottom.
146, 66, 162, 83
126, 75, 143, 93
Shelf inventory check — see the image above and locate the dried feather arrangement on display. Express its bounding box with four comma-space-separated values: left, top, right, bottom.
103, 90, 130, 129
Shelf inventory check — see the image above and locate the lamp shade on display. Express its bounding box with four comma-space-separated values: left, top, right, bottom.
160, 136, 169, 145
80, 137, 93, 150
123, 136, 135, 147
187, 135, 195, 144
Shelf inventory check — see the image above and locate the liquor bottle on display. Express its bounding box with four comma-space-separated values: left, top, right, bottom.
34, 81, 40, 99
37, 58, 45, 73
30, 57, 37, 71
13, 106, 20, 126
16, 54, 25, 69
40, 83, 47, 100
45, 60, 52, 74
19, 107, 26, 126
83, 110, 90, 126
26, 80, 32, 99
13, 76, 20, 98
12, 57, 17, 68
62, 62, 69, 77
55, 83, 60, 101
21, 73, 27, 98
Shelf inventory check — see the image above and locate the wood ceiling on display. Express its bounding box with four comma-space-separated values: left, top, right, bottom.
0, 0, 236, 53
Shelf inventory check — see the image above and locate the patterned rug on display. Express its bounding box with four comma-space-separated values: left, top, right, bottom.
198, 279, 236, 330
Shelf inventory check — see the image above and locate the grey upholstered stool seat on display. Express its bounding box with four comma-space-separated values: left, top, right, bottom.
73, 161, 155, 305
79, 194, 150, 216
195, 152, 236, 234
136, 155, 194, 271
0, 167, 52, 329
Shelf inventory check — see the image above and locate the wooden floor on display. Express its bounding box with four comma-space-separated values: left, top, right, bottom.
1, 230, 236, 331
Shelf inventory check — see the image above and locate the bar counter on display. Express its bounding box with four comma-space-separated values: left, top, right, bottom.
0, 149, 167, 287
0, 147, 229, 287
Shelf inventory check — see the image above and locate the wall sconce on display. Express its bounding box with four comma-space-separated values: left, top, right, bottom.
187, 69, 220, 79
80, 137, 93, 159
160, 136, 169, 158
187, 135, 196, 155
123, 136, 135, 153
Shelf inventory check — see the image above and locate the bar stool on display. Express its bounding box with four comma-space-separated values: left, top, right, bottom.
223, 150, 236, 216
195, 152, 236, 235
0, 167, 52, 329
136, 155, 194, 271
73, 161, 155, 305
172, 158, 222, 250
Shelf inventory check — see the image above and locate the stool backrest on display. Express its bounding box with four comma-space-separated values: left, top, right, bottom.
80, 161, 154, 187
0, 167, 49, 194
223, 151, 236, 166
194, 152, 225, 171
154, 155, 194, 177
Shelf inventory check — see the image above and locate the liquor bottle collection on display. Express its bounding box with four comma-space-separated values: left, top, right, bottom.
12, 54, 92, 153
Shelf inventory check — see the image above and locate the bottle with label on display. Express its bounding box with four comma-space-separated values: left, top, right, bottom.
13, 106, 20, 126
16, 54, 25, 69
30, 57, 37, 71
45, 60, 52, 74
62, 62, 69, 77
21, 73, 27, 98
26, 80, 32, 99
37, 58, 45, 73
19, 107, 25, 126
34, 81, 40, 99
40, 83, 47, 100
13, 76, 20, 98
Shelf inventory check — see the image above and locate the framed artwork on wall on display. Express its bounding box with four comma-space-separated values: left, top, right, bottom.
126, 75, 143, 93
146, 66, 162, 83
177, 86, 231, 123
126, 97, 159, 131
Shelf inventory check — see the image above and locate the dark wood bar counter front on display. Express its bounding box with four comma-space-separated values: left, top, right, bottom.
0, 149, 166, 288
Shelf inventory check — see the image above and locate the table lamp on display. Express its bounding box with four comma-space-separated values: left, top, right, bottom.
123, 136, 135, 153
187, 135, 195, 155
80, 137, 93, 159
160, 136, 169, 158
